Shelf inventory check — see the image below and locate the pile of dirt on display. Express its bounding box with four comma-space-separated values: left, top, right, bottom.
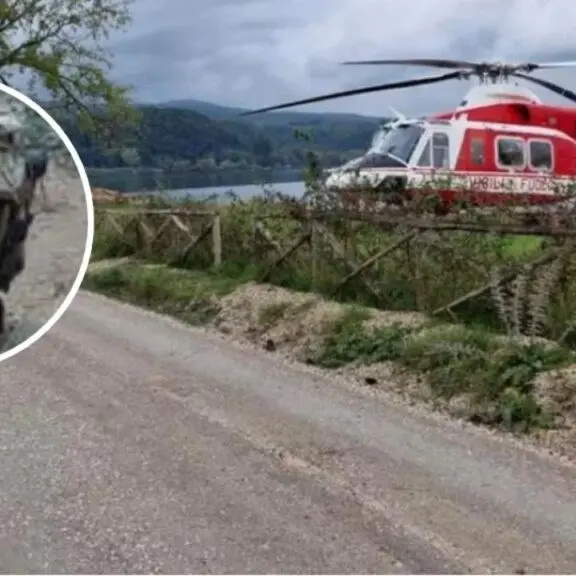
214, 282, 427, 360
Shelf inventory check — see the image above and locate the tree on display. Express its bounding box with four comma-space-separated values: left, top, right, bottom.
252, 137, 272, 161
0, 0, 138, 139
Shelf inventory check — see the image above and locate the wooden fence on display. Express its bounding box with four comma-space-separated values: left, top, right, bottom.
95, 208, 222, 266
94, 204, 576, 340
251, 209, 574, 317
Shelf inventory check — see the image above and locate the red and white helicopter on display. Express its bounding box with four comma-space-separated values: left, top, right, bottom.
243, 58, 576, 209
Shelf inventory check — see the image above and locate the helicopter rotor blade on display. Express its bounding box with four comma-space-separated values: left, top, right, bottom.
341, 58, 479, 69
513, 72, 576, 104
240, 71, 462, 116
342, 58, 576, 75
525, 61, 576, 70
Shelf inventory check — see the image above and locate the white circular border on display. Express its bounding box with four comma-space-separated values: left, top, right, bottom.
0, 83, 94, 362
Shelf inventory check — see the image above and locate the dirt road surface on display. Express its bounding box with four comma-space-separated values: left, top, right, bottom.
2, 162, 89, 348
1, 291, 575, 574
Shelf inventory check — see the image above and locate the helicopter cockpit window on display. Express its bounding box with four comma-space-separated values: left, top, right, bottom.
379, 124, 424, 164
528, 139, 553, 171
417, 141, 431, 167
496, 137, 525, 168
369, 128, 391, 153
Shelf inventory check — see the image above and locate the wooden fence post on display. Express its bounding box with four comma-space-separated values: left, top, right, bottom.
212, 212, 222, 266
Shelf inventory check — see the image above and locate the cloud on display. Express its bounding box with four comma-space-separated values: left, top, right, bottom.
110, 0, 576, 116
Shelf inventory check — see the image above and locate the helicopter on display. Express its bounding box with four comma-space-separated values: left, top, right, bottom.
242, 58, 576, 209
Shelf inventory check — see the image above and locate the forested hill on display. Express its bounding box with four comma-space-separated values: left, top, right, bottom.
58, 99, 384, 171
158, 98, 382, 126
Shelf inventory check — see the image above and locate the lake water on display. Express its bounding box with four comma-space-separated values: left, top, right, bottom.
130, 180, 306, 203
87, 167, 304, 194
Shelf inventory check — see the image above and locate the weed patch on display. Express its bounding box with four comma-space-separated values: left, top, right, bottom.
311, 308, 409, 368
312, 318, 574, 432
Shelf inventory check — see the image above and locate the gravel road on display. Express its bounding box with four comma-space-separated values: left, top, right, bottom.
0, 290, 575, 574
2, 162, 89, 349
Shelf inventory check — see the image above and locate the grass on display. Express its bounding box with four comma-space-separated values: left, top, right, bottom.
503, 235, 544, 259
84, 263, 254, 325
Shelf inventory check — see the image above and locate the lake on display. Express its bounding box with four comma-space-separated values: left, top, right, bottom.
86, 167, 304, 194
129, 180, 306, 203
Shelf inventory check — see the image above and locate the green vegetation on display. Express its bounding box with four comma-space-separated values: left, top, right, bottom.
0, 0, 136, 138
309, 313, 572, 432
84, 263, 252, 325
91, 189, 576, 347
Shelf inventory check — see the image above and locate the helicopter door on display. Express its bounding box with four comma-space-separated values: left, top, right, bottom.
416, 132, 450, 169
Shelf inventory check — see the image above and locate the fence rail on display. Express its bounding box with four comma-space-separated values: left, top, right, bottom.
94, 204, 576, 344
95, 207, 222, 266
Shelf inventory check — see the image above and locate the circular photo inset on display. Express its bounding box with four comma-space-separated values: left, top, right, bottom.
0, 84, 93, 360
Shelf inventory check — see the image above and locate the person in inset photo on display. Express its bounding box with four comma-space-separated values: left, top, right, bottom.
0, 87, 92, 354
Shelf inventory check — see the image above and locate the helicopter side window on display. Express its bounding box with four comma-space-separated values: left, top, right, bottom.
431, 133, 450, 169
470, 138, 485, 165
528, 139, 553, 171
496, 137, 525, 169
416, 133, 449, 168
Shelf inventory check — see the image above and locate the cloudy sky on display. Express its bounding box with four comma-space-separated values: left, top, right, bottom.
110, 0, 576, 116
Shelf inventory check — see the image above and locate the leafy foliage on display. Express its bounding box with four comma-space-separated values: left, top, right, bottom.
0, 0, 137, 137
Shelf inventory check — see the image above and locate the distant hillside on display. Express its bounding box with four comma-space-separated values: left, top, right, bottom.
58, 99, 384, 191
154, 98, 382, 126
